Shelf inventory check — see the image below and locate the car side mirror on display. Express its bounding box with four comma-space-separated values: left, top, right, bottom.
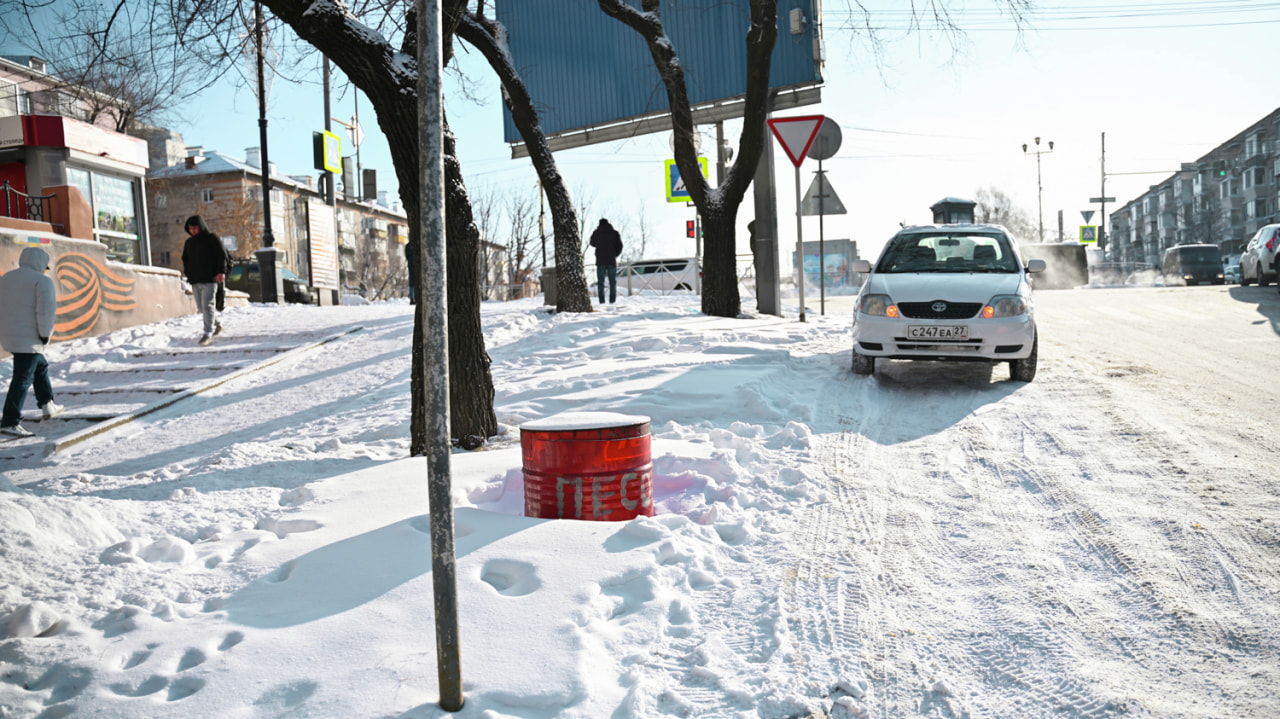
1025, 259, 1047, 273
852, 259, 872, 274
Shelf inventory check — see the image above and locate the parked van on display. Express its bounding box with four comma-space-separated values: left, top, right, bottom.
1161, 244, 1223, 286
619, 257, 701, 294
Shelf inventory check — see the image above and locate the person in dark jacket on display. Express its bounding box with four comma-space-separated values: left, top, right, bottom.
181, 215, 230, 345
0, 246, 64, 437
589, 218, 623, 304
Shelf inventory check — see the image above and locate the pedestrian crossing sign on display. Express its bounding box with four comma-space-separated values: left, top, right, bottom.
1080, 225, 1098, 243
665, 158, 709, 203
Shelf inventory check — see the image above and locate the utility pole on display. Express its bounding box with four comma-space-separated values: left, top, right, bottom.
1022, 136, 1054, 243
253, 0, 284, 304
1100, 132, 1107, 254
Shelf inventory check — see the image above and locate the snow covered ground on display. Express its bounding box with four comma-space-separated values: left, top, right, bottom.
2, 288, 1278, 718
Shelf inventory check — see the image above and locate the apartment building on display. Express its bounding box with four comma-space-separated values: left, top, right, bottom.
1110, 107, 1279, 264
146, 146, 409, 299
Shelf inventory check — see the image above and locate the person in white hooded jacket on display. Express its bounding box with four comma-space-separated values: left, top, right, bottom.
0, 246, 64, 437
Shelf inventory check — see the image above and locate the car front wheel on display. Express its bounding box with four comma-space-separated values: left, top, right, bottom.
1009, 335, 1038, 382
852, 347, 875, 376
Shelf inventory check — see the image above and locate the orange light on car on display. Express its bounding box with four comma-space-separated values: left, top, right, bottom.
886, 305, 900, 318
981, 305, 995, 318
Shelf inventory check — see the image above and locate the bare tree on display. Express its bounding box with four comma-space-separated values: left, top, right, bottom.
596, 0, 1034, 317
0, 0, 223, 132
454, 6, 594, 312
624, 201, 652, 263
974, 186, 1039, 241
502, 187, 539, 299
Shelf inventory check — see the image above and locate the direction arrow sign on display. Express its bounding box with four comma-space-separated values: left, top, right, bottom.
768, 115, 825, 168
1081, 210, 1095, 223
801, 173, 847, 215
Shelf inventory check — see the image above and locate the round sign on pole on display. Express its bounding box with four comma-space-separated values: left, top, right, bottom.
806, 119, 842, 161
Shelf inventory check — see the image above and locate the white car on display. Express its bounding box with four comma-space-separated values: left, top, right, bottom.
619, 257, 701, 294
1240, 224, 1279, 286
850, 224, 1046, 381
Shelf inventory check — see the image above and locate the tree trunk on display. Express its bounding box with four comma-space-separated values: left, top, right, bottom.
259, 0, 497, 450
455, 12, 593, 314
598, 0, 778, 318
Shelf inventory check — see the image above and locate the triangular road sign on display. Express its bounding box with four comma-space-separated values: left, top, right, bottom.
768, 115, 825, 167
801, 173, 847, 215
1081, 210, 1095, 223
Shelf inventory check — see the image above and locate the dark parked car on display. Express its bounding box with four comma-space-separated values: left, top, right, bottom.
224, 262, 315, 304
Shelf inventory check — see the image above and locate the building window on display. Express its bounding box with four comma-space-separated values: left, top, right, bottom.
270, 188, 283, 205
247, 187, 261, 202
200, 188, 214, 203
0, 80, 17, 116
157, 251, 171, 265
155, 193, 167, 209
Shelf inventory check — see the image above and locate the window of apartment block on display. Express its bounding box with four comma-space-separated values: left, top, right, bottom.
0, 80, 17, 116
248, 187, 261, 202
270, 188, 283, 205
1255, 167, 1267, 186
200, 188, 214, 203
1246, 134, 1258, 158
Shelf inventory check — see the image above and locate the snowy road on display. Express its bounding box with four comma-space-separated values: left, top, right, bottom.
2, 286, 1278, 718
785, 284, 1280, 717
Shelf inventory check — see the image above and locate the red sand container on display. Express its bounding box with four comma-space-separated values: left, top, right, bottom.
521, 412, 653, 521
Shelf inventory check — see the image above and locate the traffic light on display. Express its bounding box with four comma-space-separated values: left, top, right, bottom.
686, 220, 695, 238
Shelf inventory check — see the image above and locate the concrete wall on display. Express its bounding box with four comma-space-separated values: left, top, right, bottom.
0, 229, 199, 357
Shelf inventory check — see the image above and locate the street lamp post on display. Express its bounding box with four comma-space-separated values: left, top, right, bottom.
1022, 136, 1054, 242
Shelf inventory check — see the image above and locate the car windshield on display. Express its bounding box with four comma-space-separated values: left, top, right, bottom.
1178, 247, 1220, 264
876, 232, 1018, 274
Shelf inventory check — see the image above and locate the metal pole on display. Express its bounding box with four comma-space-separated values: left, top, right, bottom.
817, 165, 825, 316
1036, 151, 1044, 243
417, 0, 463, 711
794, 164, 805, 322
255, 1, 273, 250
323, 59, 335, 206
1100, 132, 1107, 255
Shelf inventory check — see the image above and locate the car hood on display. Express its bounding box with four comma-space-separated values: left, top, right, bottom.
866, 272, 1026, 302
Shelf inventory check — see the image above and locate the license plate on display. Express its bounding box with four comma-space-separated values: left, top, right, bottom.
907, 325, 969, 340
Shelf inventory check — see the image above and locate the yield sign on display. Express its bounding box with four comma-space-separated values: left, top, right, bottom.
768, 115, 825, 168
1081, 210, 1095, 223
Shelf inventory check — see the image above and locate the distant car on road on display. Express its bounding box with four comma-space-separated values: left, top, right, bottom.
1160, 244, 1224, 286
1223, 253, 1242, 284
1241, 224, 1280, 286
225, 261, 315, 304
619, 257, 701, 294
850, 224, 1046, 381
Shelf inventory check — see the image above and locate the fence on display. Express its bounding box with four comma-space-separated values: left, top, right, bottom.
1, 181, 55, 223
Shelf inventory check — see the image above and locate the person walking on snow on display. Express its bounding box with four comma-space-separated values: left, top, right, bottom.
182, 215, 230, 345
0, 246, 64, 438
590, 218, 623, 304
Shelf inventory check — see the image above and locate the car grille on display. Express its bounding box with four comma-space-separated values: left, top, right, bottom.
897, 301, 982, 319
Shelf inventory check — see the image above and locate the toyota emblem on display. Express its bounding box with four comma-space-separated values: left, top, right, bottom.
931, 302, 948, 313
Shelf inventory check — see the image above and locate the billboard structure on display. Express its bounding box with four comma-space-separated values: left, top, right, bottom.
498, 0, 824, 156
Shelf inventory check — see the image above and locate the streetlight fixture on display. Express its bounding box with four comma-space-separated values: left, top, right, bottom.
1022, 136, 1054, 242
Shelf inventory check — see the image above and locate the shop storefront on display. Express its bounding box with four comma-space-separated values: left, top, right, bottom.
0, 114, 150, 264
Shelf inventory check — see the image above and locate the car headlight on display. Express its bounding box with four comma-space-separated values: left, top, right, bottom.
859, 294, 899, 318
982, 295, 1027, 318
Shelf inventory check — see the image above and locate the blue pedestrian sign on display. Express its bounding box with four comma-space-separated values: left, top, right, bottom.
665, 158, 709, 203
